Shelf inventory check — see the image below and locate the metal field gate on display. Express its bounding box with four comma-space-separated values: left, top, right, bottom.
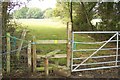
71, 31, 120, 72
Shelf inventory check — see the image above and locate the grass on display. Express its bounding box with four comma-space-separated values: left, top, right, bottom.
16, 19, 67, 40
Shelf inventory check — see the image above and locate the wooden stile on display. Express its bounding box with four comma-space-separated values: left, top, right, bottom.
44, 50, 60, 76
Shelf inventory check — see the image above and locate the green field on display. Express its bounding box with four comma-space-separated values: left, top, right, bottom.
16, 19, 67, 40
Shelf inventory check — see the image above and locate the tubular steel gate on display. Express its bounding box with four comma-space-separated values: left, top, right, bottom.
71, 31, 120, 72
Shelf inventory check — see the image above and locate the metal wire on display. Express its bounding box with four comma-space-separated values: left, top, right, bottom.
0, 45, 28, 55
0, 36, 6, 38
8, 35, 29, 43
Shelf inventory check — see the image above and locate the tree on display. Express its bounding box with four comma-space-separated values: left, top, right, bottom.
54, 1, 120, 31
43, 8, 53, 18
14, 7, 29, 19
65, 2, 97, 31
14, 7, 43, 19
53, 2, 70, 21
96, 2, 120, 31
26, 8, 43, 19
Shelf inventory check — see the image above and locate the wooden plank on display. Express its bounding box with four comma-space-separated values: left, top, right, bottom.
32, 36, 36, 72
52, 54, 66, 58
27, 41, 31, 72
16, 29, 27, 60
6, 33, 10, 73
37, 55, 45, 59
36, 40, 67, 44
45, 49, 60, 58
37, 54, 66, 59
67, 22, 72, 68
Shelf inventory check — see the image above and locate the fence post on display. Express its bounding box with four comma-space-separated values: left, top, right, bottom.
6, 33, 10, 73
44, 58, 49, 77
0, 6, 2, 78
32, 36, 36, 72
27, 41, 31, 72
67, 22, 72, 68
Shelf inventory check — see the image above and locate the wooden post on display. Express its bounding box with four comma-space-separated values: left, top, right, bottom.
44, 58, 49, 77
32, 36, 36, 72
6, 33, 10, 73
0, 4, 2, 78
16, 29, 27, 60
67, 22, 72, 68
27, 41, 31, 72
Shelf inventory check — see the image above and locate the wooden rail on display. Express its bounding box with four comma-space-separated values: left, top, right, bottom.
35, 40, 67, 44
37, 54, 66, 59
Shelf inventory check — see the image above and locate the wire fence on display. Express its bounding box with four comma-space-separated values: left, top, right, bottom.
0, 35, 30, 76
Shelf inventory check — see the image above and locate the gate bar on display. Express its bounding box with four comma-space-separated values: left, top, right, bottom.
71, 32, 74, 71
73, 31, 119, 34
74, 40, 120, 44
73, 55, 120, 60
72, 66, 120, 72
116, 32, 119, 66
73, 61, 120, 66
73, 48, 120, 52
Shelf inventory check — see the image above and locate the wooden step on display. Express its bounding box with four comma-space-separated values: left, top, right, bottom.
51, 64, 71, 77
